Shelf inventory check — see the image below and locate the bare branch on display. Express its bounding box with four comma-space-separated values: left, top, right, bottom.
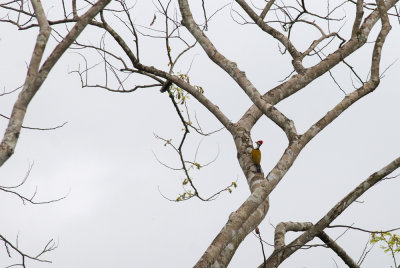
97, 12, 233, 130
0, 114, 68, 130
0, 85, 21, 96
0, 0, 51, 166
0, 0, 112, 167
328, 225, 400, 234
154, 89, 235, 202
357, 235, 375, 265
0, 186, 68, 205
239, 0, 398, 131
0, 234, 57, 267
318, 231, 360, 268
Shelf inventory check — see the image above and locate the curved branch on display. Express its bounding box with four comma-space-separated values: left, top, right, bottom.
272, 221, 360, 267
0, 114, 67, 130
328, 225, 400, 234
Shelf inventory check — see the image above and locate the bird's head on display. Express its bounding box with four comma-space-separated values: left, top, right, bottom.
256, 140, 263, 147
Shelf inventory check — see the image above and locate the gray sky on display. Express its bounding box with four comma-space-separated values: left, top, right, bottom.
1, 1, 399, 267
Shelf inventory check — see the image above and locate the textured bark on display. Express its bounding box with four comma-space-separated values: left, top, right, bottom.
271, 223, 360, 268
176, 1, 399, 267
1, 1, 398, 267
0, 0, 112, 167
178, 0, 298, 142
274, 222, 313, 250
0, 0, 50, 167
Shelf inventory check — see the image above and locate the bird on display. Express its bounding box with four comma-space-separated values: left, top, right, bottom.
251, 140, 263, 173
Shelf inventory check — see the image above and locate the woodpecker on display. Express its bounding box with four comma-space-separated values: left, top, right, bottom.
251, 140, 263, 173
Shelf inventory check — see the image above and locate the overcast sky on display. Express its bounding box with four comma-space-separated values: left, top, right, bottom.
1, 1, 400, 268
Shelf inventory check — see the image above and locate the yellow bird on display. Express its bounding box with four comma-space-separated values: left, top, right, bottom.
251, 140, 263, 173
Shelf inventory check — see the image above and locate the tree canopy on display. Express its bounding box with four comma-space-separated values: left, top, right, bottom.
0, 1, 400, 267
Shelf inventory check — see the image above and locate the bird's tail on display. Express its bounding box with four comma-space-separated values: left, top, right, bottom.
256, 164, 261, 173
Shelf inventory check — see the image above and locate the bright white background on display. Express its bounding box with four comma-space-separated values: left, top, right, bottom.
0, 1, 399, 267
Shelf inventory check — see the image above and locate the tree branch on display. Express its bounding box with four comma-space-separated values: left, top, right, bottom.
263, 156, 400, 267
260, 0, 276, 20
318, 231, 360, 268
0, 0, 50, 167
234, 0, 304, 73
0, 0, 112, 167
199, 2, 397, 263
272, 222, 360, 267
239, 0, 398, 131
274, 222, 313, 250
178, 0, 298, 142
0, 234, 57, 267
98, 13, 233, 131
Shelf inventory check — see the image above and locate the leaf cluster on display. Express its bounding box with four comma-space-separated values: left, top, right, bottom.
168, 73, 204, 105
370, 231, 400, 267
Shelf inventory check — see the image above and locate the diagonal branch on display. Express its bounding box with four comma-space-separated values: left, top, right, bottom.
263, 73, 384, 192
178, 0, 298, 141
318, 231, 360, 268
194, 192, 270, 268
0, 0, 50, 167
238, 0, 398, 130
268, 0, 392, 186
98, 14, 233, 131
0, 0, 112, 168
267, 14, 395, 250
